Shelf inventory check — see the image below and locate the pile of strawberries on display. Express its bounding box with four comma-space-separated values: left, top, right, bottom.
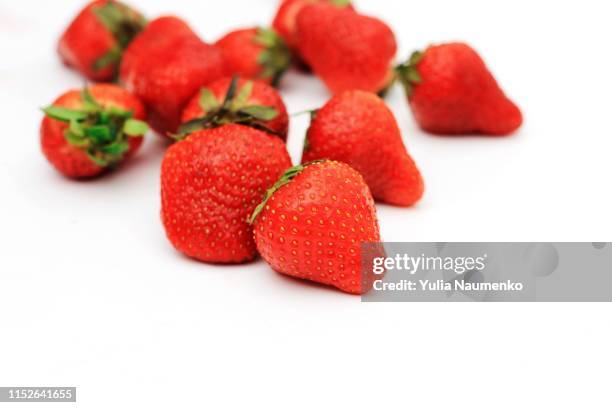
41, 0, 523, 295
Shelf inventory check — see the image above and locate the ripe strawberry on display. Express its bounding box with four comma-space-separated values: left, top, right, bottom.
215, 28, 291, 86
40, 84, 148, 179
58, 0, 146, 82
161, 124, 292, 264
272, 0, 352, 63
296, 3, 396, 94
396, 43, 523, 136
179, 77, 289, 140
120, 16, 228, 135
302, 91, 424, 207
249, 160, 383, 294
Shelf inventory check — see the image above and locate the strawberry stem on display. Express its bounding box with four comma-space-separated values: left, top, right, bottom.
395, 50, 424, 97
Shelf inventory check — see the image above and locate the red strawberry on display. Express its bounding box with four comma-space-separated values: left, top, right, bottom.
215, 28, 291, 86
272, 0, 352, 54
296, 3, 396, 94
161, 124, 292, 264
396, 43, 523, 136
179, 77, 289, 141
58, 0, 146, 82
302, 91, 424, 207
40, 84, 148, 179
249, 160, 383, 294
120, 16, 228, 135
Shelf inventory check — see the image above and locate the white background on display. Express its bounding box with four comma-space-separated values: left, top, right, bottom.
1, 0, 611, 406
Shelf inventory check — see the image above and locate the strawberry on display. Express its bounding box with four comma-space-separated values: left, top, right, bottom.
249, 160, 383, 294
161, 124, 292, 264
296, 3, 396, 94
215, 28, 291, 86
40, 84, 148, 179
302, 91, 424, 207
396, 43, 523, 136
119, 16, 228, 135
272, 0, 352, 55
179, 77, 289, 141
58, 0, 146, 82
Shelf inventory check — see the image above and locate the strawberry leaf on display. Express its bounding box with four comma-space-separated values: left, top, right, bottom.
81, 87, 101, 112
396, 50, 425, 97
329, 0, 352, 6
239, 105, 278, 121
255, 28, 291, 87
69, 120, 85, 137
254, 28, 278, 48
123, 118, 148, 136
93, 1, 125, 32
92, 1, 147, 48
100, 140, 130, 155
86, 152, 110, 167
106, 105, 132, 118
65, 127, 89, 147
176, 118, 207, 139
222, 76, 239, 109
406, 69, 422, 83
409, 51, 424, 65
42, 106, 88, 122
198, 88, 220, 111
92, 46, 122, 72
232, 81, 253, 110
91, 1, 146, 79
85, 125, 113, 143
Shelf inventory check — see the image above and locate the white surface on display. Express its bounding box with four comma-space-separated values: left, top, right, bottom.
1, 0, 611, 407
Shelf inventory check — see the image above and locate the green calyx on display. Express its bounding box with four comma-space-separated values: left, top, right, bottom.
92, 1, 147, 73
395, 50, 424, 97
254, 28, 292, 87
329, 0, 352, 7
248, 160, 326, 225
176, 76, 281, 139
42, 88, 148, 167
